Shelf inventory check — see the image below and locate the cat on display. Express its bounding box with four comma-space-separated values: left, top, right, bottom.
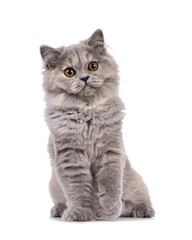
40, 29, 155, 221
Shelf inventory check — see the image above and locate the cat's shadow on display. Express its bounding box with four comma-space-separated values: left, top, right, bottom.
50, 216, 155, 224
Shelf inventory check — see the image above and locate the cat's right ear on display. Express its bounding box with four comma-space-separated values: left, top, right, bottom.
86, 29, 105, 54
40, 45, 62, 69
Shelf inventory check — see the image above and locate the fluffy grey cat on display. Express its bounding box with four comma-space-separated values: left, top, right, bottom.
40, 29, 155, 221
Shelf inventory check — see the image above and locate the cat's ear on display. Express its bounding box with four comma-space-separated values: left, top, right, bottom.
40, 45, 62, 69
86, 29, 105, 54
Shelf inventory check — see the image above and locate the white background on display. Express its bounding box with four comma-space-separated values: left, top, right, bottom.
0, 0, 192, 239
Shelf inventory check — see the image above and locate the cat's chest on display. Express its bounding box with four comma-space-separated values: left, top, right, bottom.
67, 110, 104, 138
48, 108, 102, 139
47, 102, 124, 144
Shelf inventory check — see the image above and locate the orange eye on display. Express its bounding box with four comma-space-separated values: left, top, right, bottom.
88, 62, 98, 71
64, 68, 76, 77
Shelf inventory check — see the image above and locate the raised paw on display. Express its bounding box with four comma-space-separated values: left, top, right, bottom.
131, 203, 155, 218
99, 195, 122, 220
62, 206, 94, 222
51, 203, 67, 217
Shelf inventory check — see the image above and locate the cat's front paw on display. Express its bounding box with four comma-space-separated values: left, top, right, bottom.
62, 206, 94, 222
99, 195, 122, 220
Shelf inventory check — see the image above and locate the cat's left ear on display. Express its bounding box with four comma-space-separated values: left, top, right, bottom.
40, 45, 62, 69
86, 29, 105, 54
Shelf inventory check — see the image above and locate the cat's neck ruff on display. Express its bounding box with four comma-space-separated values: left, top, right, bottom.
70, 96, 124, 115
78, 97, 112, 113
46, 90, 122, 113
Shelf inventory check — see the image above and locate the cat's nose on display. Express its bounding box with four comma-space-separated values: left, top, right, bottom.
79, 75, 89, 83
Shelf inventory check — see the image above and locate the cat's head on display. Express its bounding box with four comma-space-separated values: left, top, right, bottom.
40, 29, 119, 108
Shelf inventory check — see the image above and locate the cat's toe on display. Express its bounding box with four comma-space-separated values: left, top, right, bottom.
100, 196, 122, 220
131, 203, 155, 218
62, 206, 94, 222
51, 203, 67, 217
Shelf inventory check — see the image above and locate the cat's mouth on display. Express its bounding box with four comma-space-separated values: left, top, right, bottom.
81, 81, 96, 89
86, 79, 103, 89
82, 83, 93, 90
68, 79, 103, 96
76, 83, 99, 97
70, 82, 92, 94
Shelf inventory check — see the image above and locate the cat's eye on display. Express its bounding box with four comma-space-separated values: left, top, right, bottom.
64, 68, 76, 77
88, 62, 98, 71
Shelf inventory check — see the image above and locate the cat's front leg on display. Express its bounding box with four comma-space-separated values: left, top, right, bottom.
55, 148, 94, 221
95, 151, 123, 220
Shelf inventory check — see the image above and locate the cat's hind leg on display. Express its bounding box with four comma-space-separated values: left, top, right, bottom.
121, 200, 154, 218
49, 170, 67, 217
51, 203, 67, 217
48, 135, 67, 217
121, 161, 155, 218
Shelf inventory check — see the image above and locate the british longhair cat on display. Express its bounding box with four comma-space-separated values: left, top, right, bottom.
40, 29, 155, 221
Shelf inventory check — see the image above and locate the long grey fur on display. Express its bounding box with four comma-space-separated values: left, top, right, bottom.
40, 29, 155, 221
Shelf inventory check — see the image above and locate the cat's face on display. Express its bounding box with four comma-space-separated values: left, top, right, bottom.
40, 30, 119, 105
